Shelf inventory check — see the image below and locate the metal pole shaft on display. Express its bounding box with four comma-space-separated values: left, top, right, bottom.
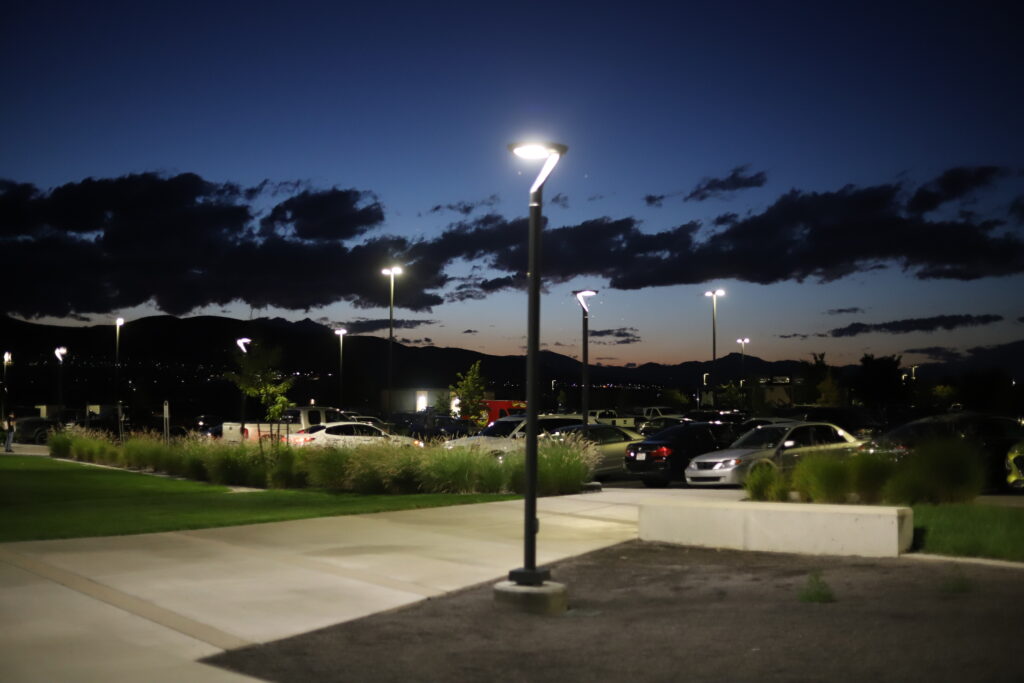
508, 186, 550, 586
388, 274, 394, 416
581, 310, 589, 426
339, 336, 344, 408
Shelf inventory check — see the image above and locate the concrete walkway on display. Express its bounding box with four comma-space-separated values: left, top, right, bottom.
0, 460, 743, 683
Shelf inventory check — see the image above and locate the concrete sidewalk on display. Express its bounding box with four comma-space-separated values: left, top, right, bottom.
0, 482, 741, 682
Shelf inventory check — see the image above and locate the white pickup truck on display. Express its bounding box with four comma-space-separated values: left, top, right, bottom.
221, 406, 352, 443
587, 409, 638, 428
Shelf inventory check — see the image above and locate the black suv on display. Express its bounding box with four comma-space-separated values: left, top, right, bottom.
624, 422, 736, 487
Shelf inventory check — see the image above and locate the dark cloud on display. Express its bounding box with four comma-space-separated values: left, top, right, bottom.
779, 333, 828, 340
462, 329, 478, 334
2, 165, 1022, 320
829, 314, 1003, 338
907, 166, 1006, 215
685, 165, 767, 202
589, 327, 642, 345
260, 188, 383, 241
644, 194, 668, 207
426, 194, 499, 217
826, 307, 865, 315
1010, 195, 1024, 225
339, 318, 438, 335
549, 193, 569, 209
904, 346, 964, 362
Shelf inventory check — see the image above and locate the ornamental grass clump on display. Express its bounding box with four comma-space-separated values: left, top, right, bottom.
883, 438, 984, 504
344, 444, 423, 494
791, 453, 850, 504
204, 442, 267, 488
300, 446, 353, 491
849, 452, 895, 504
536, 434, 596, 496
744, 463, 777, 501
419, 446, 504, 494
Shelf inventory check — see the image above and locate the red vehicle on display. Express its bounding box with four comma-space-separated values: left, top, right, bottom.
483, 400, 526, 426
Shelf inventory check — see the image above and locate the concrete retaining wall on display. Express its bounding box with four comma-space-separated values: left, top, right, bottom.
639, 499, 913, 558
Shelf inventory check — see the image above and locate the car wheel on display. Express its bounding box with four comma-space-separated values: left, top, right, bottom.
34, 430, 48, 445
642, 479, 668, 488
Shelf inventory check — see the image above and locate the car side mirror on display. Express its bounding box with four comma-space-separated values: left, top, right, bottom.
781, 440, 796, 449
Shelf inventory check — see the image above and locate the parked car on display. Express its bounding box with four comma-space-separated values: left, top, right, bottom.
684, 409, 747, 424
550, 423, 645, 479
636, 415, 691, 436
631, 406, 685, 420
1007, 440, 1024, 490
866, 412, 1024, 491
286, 421, 419, 448
391, 413, 475, 440
686, 421, 861, 487
735, 416, 797, 433
624, 422, 737, 487
13, 416, 62, 444
443, 414, 582, 455
788, 406, 883, 439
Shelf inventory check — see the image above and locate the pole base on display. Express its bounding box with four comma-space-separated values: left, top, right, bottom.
507, 566, 551, 586
493, 580, 568, 616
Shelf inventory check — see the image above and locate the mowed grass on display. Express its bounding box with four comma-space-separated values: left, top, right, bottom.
0, 456, 516, 542
912, 503, 1024, 563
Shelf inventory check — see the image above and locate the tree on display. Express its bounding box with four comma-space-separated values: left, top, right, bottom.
224, 342, 296, 446
451, 361, 488, 427
854, 354, 903, 408
433, 390, 452, 417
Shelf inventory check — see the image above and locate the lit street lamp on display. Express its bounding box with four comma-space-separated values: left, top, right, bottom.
507, 140, 567, 588
335, 328, 347, 408
704, 289, 725, 402
382, 266, 403, 416
235, 338, 251, 424
574, 290, 597, 425
2, 352, 11, 420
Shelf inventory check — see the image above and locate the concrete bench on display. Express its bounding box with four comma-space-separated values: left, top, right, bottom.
639, 498, 914, 558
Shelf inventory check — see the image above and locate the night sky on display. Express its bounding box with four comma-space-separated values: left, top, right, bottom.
2, 1, 1022, 370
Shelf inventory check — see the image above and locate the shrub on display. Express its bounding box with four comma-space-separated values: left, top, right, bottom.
346, 446, 391, 494
205, 443, 266, 488
883, 438, 985, 505
536, 436, 595, 496
744, 463, 777, 501
849, 452, 895, 504
301, 447, 353, 491
419, 447, 502, 493
48, 432, 73, 459
792, 452, 849, 504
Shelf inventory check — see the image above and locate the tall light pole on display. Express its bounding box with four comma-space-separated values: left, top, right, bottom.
704, 289, 725, 404
116, 318, 125, 441
335, 328, 347, 408
574, 290, 597, 426
381, 266, 403, 416
236, 338, 250, 425
507, 140, 567, 588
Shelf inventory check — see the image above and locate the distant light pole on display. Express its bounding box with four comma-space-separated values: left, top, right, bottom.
382, 266, 403, 416
704, 289, 725, 403
736, 337, 749, 377
236, 338, 250, 426
574, 290, 597, 425
114, 318, 125, 440
54, 346, 67, 409
335, 328, 347, 408
508, 140, 567, 588
2, 352, 11, 419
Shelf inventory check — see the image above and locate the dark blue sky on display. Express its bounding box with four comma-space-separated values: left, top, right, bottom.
2, 1, 1022, 368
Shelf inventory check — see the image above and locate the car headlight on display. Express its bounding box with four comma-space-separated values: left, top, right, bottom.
713, 459, 742, 470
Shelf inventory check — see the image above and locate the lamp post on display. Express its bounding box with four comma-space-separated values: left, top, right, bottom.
54, 346, 67, 409
335, 328, 347, 408
574, 290, 597, 426
236, 338, 250, 425
116, 318, 125, 441
507, 140, 567, 588
736, 337, 749, 377
2, 352, 11, 420
704, 289, 725, 403
381, 266, 403, 416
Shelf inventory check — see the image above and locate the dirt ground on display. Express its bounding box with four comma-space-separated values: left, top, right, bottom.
205, 541, 1024, 683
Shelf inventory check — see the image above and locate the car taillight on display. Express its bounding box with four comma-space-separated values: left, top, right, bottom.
653, 446, 672, 459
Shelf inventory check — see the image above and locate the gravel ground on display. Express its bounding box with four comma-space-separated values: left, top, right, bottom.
205, 541, 1024, 683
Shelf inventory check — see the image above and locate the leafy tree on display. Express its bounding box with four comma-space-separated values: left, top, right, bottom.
816, 373, 842, 406
854, 354, 904, 408
433, 390, 452, 417
661, 388, 692, 411
224, 342, 295, 446
451, 361, 488, 427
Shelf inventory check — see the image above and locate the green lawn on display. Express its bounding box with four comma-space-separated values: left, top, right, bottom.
912, 503, 1024, 563
0, 456, 517, 542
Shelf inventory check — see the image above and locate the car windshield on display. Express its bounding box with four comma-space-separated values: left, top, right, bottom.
733, 425, 790, 449
479, 420, 522, 437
